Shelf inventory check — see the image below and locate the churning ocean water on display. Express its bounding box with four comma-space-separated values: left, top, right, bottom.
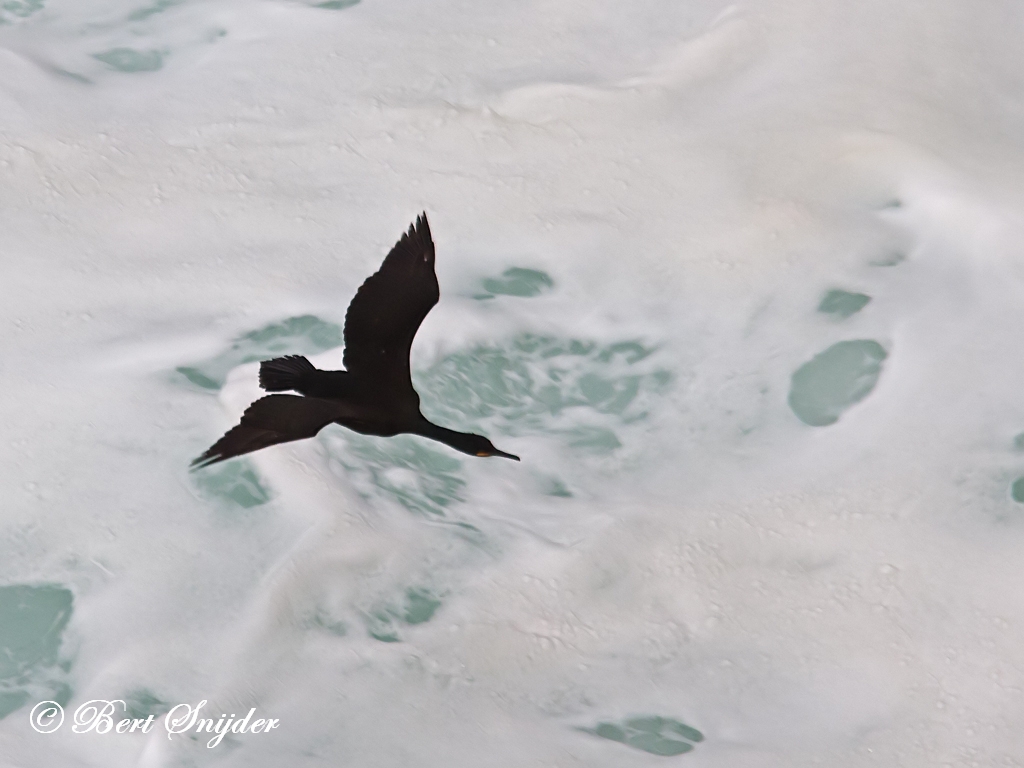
3, 0, 1024, 765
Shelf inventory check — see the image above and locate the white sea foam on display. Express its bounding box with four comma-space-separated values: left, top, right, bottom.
3, 0, 1024, 764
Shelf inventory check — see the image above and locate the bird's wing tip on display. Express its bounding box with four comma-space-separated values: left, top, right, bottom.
190, 453, 219, 470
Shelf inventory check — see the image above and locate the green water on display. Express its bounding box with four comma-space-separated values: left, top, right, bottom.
93, 48, 164, 72
541, 476, 572, 497
0, 585, 74, 720
0, 586, 72, 679
121, 689, 171, 721
127, 0, 180, 21
788, 340, 887, 426
818, 289, 871, 319
870, 251, 906, 267
0, 0, 43, 23
178, 314, 343, 391
419, 334, 668, 429
365, 587, 443, 642
307, 610, 348, 637
583, 715, 704, 756
0, 690, 29, 720
562, 425, 621, 452
339, 435, 466, 517
192, 460, 272, 509
402, 587, 442, 624
53, 68, 92, 84
476, 267, 554, 299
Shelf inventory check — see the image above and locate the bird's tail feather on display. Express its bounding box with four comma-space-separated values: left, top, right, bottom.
259, 355, 317, 392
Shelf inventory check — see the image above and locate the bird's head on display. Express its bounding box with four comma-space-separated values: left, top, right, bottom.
465, 433, 520, 461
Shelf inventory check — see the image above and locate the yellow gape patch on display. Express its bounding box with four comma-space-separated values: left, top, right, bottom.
476, 451, 489, 457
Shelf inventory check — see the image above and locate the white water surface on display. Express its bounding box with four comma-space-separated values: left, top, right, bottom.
3, 0, 1024, 765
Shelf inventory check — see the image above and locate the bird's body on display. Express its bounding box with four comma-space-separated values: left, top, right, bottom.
192, 214, 519, 468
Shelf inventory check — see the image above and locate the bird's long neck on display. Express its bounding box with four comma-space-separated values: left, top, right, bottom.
412, 419, 477, 456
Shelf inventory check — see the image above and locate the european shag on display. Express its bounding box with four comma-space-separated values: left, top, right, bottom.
192, 214, 520, 468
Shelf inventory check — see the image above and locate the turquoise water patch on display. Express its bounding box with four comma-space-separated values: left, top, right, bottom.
788, 340, 887, 426
292, 0, 359, 7
403, 587, 442, 624
541, 476, 572, 497
818, 289, 871, 319
476, 267, 554, 299
871, 251, 906, 267
193, 460, 271, 508
53, 68, 92, 84
0, 690, 29, 720
306, 610, 348, 637
0, 585, 74, 720
0, 586, 72, 679
122, 689, 171, 721
582, 715, 704, 756
562, 425, 621, 453
419, 334, 668, 430
128, 0, 180, 21
1011, 477, 1024, 503
334, 435, 465, 517
0, 0, 43, 23
365, 587, 443, 642
178, 315, 342, 391
93, 48, 164, 73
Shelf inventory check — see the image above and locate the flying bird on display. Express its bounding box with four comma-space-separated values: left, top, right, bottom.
192, 214, 520, 468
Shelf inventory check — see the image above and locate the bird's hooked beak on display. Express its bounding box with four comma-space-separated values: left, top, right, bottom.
480, 448, 520, 461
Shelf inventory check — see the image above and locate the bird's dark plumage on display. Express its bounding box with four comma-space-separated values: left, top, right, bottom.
258, 354, 317, 393
343, 213, 439, 386
192, 395, 359, 468
192, 214, 519, 468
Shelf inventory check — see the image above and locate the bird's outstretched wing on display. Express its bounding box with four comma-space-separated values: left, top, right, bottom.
342, 213, 438, 386
191, 395, 354, 468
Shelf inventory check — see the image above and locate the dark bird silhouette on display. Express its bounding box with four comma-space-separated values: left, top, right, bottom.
192, 214, 519, 468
